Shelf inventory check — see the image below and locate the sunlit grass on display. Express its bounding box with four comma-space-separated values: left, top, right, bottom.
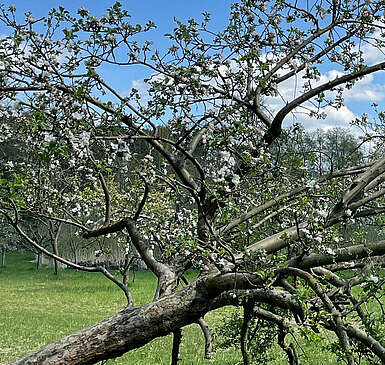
0, 252, 241, 365
0, 252, 377, 364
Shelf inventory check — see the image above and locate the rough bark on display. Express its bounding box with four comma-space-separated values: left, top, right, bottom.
197, 317, 214, 359
12, 279, 212, 365
12, 275, 305, 365
171, 329, 182, 365
286, 240, 385, 270
240, 302, 253, 365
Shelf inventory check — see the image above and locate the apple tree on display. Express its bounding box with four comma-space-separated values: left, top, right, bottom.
1, 1, 385, 364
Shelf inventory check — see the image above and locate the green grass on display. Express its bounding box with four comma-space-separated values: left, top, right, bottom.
0, 252, 242, 365
0, 252, 355, 364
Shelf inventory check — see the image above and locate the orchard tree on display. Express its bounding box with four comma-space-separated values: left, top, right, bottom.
2, 1, 385, 364
304, 127, 365, 175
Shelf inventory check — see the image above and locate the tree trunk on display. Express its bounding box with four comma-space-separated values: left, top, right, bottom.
240, 302, 253, 365
49, 221, 62, 275
171, 328, 182, 365
11, 274, 304, 365
12, 279, 212, 365
52, 248, 59, 275
121, 252, 134, 286
73, 249, 78, 265
197, 317, 214, 359
36, 252, 41, 271
1, 247, 5, 266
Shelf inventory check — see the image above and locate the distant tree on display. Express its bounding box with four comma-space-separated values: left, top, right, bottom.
306, 127, 364, 175
0, 218, 19, 266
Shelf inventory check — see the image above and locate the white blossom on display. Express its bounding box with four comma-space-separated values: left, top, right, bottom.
26, 15, 36, 24
306, 180, 316, 188
80, 131, 91, 147
325, 247, 336, 255
72, 112, 82, 120
370, 275, 379, 283
231, 174, 241, 185
44, 133, 55, 142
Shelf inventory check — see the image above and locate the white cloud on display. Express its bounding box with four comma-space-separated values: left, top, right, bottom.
125, 51, 385, 134
324, 105, 356, 124
343, 74, 385, 102
357, 28, 385, 65
131, 79, 149, 97
305, 105, 357, 131
122, 79, 151, 107
264, 64, 385, 132
361, 42, 384, 64
279, 104, 357, 132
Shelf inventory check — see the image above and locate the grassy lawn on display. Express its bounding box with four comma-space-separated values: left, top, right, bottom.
0, 252, 242, 365
0, 252, 346, 364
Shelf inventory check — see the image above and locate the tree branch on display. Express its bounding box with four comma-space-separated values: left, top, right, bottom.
265, 61, 385, 145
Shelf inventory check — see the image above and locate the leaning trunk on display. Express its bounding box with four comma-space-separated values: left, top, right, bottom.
12, 279, 211, 365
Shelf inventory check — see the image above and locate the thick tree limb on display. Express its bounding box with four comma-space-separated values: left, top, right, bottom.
222, 161, 372, 237
238, 223, 307, 256
286, 240, 385, 270
197, 317, 214, 359
12, 279, 211, 365
83, 219, 129, 239
345, 325, 385, 362
125, 219, 176, 298
11, 277, 300, 365
328, 155, 385, 224
264, 61, 385, 145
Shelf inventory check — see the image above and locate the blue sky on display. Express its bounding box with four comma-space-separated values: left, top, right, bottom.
2, 1, 231, 34
1, 1, 232, 62
1, 1, 385, 132
1, 1, 233, 106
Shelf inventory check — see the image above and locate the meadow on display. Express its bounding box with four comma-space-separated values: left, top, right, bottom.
1, 252, 342, 364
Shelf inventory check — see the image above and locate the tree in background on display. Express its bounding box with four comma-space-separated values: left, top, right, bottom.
1, 1, 385, 364
306, 127, 364, 175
